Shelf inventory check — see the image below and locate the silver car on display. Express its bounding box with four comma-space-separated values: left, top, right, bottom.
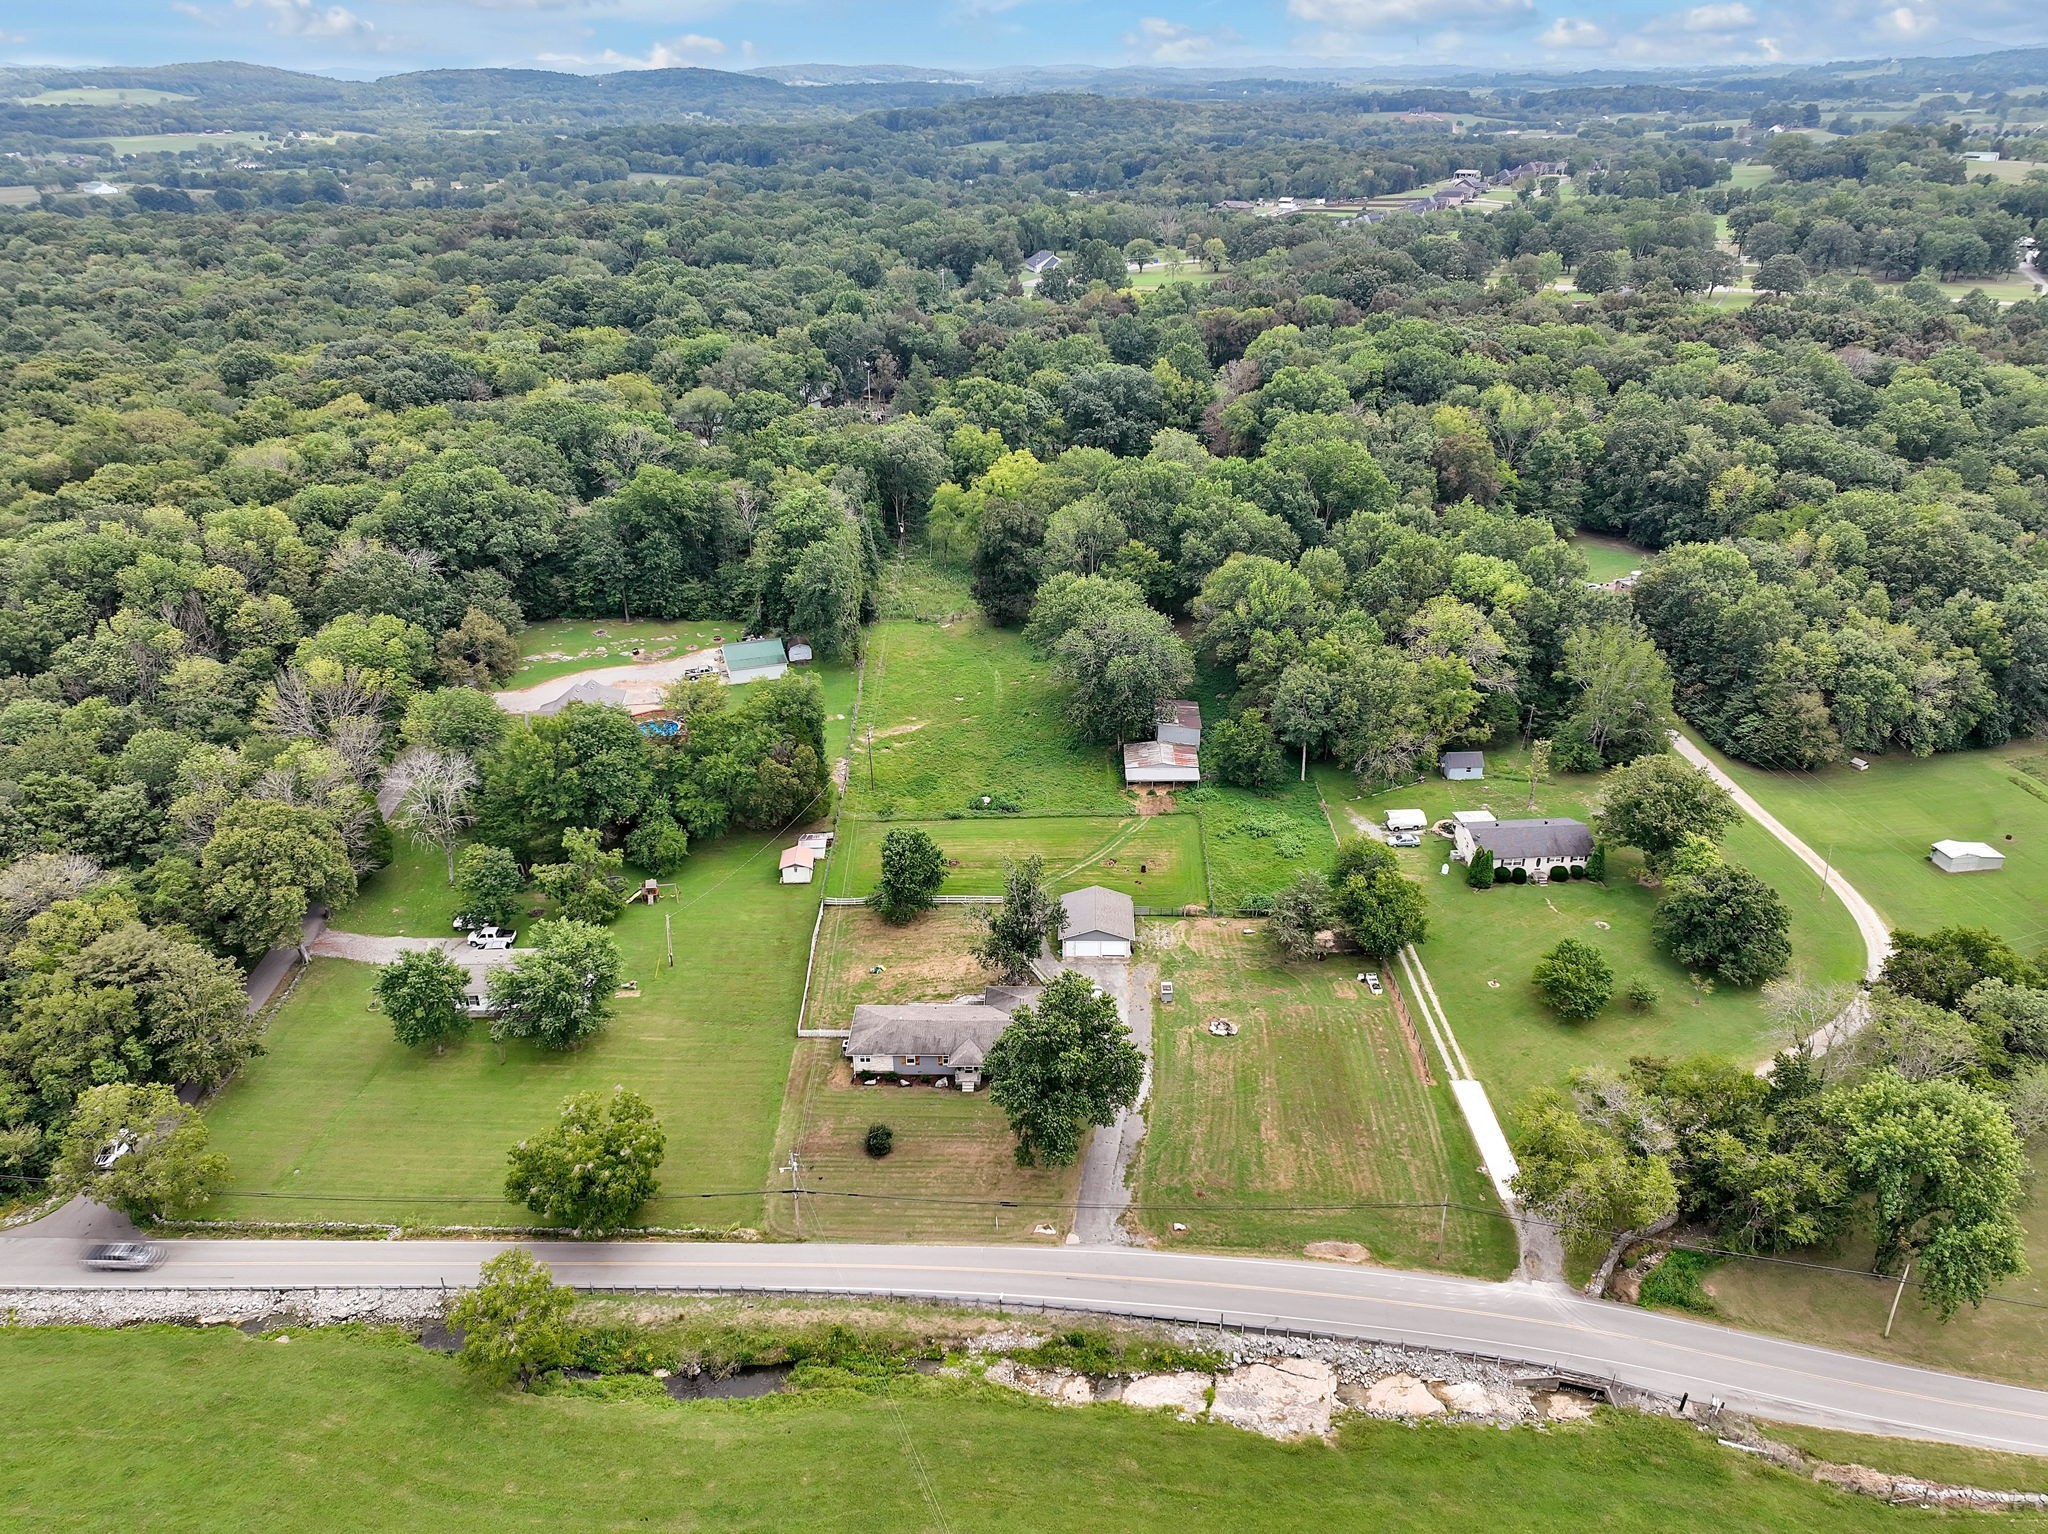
81, 1242, 163, 1272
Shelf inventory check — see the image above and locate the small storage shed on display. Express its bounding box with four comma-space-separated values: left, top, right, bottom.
1385, 808, 1429, 833
1440, 751, 1486, 780
778, 845, 817, 884
786, 635, 815, 665
1931, 839, 2005, 874
723, 637, 789, 684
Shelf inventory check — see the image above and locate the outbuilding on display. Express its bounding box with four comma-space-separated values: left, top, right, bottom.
1059, 886, 1137, 959
1123, 740, 1200, 784
722, 637, 789, 684
778, 845, 817, 884
1385, 808, 1429, 833
786, 635, 814, 665
1440, 751, 1486, 780
1931, 839, 2005, 874
1155, 700, 1203, 747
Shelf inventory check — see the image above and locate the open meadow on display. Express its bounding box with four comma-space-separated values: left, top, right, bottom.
1315, 745, 1867, 1114
824, 813, 1207, 907
0, 1325, 1940, 1534
1134, 919, 1519, 1277
202, 830, 815, 1227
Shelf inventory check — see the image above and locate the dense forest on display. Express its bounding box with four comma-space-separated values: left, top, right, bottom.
2, 83, 2048, 1193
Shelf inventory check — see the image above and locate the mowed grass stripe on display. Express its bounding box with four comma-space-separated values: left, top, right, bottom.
827, 814, 1207, 907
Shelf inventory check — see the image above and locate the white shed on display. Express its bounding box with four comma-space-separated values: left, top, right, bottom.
1931, 839, 2005, 874
1385, 808, 1428, 833
778, 845, 817, 884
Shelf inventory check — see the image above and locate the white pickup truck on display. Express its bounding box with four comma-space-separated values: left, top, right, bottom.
466, 926, 516, 950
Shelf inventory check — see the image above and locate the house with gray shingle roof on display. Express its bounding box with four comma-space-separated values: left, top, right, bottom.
1453, 817, 1593, 876
843, 985, 1042, 1091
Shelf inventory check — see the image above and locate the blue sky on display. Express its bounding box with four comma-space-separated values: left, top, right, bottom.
5, 0, 2044, 78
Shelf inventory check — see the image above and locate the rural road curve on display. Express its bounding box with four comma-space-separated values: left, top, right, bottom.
6, 1232, 2048, 1453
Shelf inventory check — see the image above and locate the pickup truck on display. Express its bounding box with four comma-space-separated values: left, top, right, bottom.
466, 927, 515, 950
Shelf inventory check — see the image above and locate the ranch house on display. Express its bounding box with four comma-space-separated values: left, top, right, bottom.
1453, 816, 1593, 876
843, 985, 1041, 1092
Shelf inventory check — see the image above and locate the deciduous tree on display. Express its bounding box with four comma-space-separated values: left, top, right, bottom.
985, 970, 1145, 1167
505, 1088, 665, 1233
870, 827, 947, 924
376, 948, 474, 1053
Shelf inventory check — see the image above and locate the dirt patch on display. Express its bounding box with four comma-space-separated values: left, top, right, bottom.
1134, 789, 1179, 815
1304, 1240, 1374, 1264
873, 721, 928, 739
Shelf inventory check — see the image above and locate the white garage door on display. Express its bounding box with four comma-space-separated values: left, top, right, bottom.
1064, 939, 1131, 958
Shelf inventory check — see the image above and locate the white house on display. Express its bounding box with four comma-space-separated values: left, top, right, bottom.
778, 845, 817, 884
1931, 839, 2005, 874
1059, 886, 1136, 959
1024, 249, 1062, 275
1385, 808, 1429, 833
1440, 751, 1486, 780
1454, 816, 1593, 876
1123, 740, 1200, 784
1156, 700, 1203, 747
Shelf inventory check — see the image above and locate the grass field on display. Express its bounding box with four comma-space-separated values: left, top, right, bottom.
1129, 263, 1221, 292
0, 186, 40, 208
1315, 745, 1868, 1114
1761, 1419, 2048, 1492
0, 1326, 1941, 1534
204, 830, 814, 1227
1183, 777, 1335, 911
341, 838, 468, 937
1690, 734, 2048, 952
771, 905, 1082, 1240
88, 131, 272, 154
1570, 530, 1652, 584
1135, 919, 1520, 1277
825, 814, 1207, 907
1728, 163, 1777, 189
849, 614, 1127, 818
1968, 158, 2048, 184
1674, 1136, 2048, 1392
509, 616, 740, 688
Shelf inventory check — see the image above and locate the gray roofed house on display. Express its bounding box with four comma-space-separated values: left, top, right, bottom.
1059, 885, 1136, 958
533, 679, 634, 716
1024, 249, 1062, 274
843, 986, 1042, 1091
1454, 816, 1593, 873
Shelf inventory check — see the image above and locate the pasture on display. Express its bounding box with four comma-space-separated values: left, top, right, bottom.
203, 830, 815, 1228
1694, 735, 2048, 952
824, 813, 1207, 907
1134, 918, 1519, 1277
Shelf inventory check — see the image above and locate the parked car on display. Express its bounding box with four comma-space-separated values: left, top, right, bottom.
1364, 972, 1384, 997
81, 1242, 162, 1272
1389, 832, 1422, 848
466, 927, 515, 950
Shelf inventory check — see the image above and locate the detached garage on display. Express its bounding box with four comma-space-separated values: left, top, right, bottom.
1931, 839, 2005, 874
1059, 886, 1136, 959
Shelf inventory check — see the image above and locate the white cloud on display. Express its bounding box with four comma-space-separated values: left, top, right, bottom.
1121, 16, 1239, 62
1875, 4, 1937, 36
539, 32, 728, 68
1539, 15, 1608, 46
1287, 0, 1533, 31
234, 0, 384, 44
168, 1, 208, 16
1679, 2, 1754, 29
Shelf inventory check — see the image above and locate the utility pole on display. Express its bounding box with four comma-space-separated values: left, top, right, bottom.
665, 912, 673, 968
1883, 1260, 1912, 1338
786, 1151, 802, 1237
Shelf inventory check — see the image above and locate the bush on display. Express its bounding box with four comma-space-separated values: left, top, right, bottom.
1568, 864, 1586, 880
1547, 865, 1570, 883
1532, 937, 1615, 1021
1510, 866, 1528, 884
1465, 848, 1495, 889
1586, 846, 1607, 882
1637, 1249, 1720, 1315
863, 1123, 894, 1158
1625, 978, 1661, 1011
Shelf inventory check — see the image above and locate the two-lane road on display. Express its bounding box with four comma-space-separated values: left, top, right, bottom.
7, 1231, 2048, 1454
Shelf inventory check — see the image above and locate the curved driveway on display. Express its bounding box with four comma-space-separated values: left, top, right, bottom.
7, 1232, 2048, 1453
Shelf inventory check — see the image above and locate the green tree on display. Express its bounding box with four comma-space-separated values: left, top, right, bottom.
1201, 237, 1228, 272
1830, 1071, 2029, 1317
530, 826, 627, 925
376, 947, 473, 1053
436, 607, 521, 689
1051, 605, 1194, 746
456, 843, 525, 930
1653, 861, 1792, 987
1207, 710, 1285, 790
199, 799, 356, 958
985, 970, 1145, 1167
505, 1087, 666, 1233
870, 827, 947, 924
1328, 836, 1429, 957
1510, 1087, 1678, 1252
1882, 927, 2041, 1011
1267, 870, 1332, 959
1533, 938, 1615, 1021
402, 687, 507, 757
55, 1082, 228, 1221
972, 856, 1057, 984
486, 919, 624, 1050
1755, 252, 1810, 295
447, 1249, 578, 1389
1465, 847, 1496, 889
1597, 754, 1738, 870
970, 499, 1046, 626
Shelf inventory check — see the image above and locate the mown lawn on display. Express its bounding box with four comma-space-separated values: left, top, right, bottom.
0, 1325, 1953, 1533
1569, 530, 1652, 584
1134, 919, 1519, 1278
1314, 744, 1867, 1115
825, 813, 1207, 907
340, 838, 467, 937
1688, 733, 2048, 952
1760, 1419, 2048, 1493
508, 616, 739, 688
849, 613, 1127, 818
204, 831, 814, 1227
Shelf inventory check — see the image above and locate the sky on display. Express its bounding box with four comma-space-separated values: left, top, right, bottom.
4, 0, 2046, 79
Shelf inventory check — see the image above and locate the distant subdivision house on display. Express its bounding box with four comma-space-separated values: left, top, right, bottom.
1024, 249, 1062, 275
1453, 816, 1593, 876
1440, 750, 1486, 780
1931, 839, 2005, 874
843, 985, 1041, 1091
722, 637, 788, 684
1059, 885, 1136, 959
1124, 740, 1200, 784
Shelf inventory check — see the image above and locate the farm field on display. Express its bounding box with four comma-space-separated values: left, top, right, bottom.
1673, 1147, 2048, 1392
88, 131, 271, 154
1728, 163, 1777, 189
1315, 744, 1867, 1114
0, 186, 39, 207
1134, 919, 1519, 1277
849, 613, 1127, 818
0, 1327, 1931, 1534
771, 905, 1081, 1240
203, 830, 814, 1227
1690, 734, 2048, 952
824, 814, 1206, 907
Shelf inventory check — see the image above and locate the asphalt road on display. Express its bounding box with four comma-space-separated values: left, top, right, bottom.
8, 1229, 2048, 1454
